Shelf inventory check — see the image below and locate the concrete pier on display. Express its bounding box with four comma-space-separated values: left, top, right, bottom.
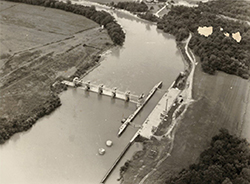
100, 132, 140, 184
138, 81, 182, 139
61, 80, 75, 87
61, 80, 139, 104
117, 81, 163, 137
100, 142, 132, 184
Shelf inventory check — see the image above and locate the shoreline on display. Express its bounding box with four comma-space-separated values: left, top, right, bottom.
0, 1, 117, 144
0, 40, 114, 145
120, 34, 196, 182
138, 33, 195, 138
120, 31, 250, 183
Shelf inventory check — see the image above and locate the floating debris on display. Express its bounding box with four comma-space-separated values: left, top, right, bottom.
98, 148, 106, 155
106, 140, 113, 147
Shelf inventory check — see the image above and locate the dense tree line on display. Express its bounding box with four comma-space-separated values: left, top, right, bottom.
112, 1, 148, 13
166, 129, 250, 184
203, 0, 250, 22
157, 3, 250, 79
138, 12, 159, 22
4, 0, 125, 45
110, 1, 158, 22
0, 95, 61, 144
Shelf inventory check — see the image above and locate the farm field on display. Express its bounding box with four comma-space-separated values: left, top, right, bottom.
0, 1, 113, 138
192, 62, 249, 137
0, 1, 98, 58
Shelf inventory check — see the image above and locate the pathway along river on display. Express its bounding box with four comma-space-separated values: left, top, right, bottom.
0, 3, 184, 184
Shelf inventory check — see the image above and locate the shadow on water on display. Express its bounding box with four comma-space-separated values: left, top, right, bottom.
111, 97, 116, 104
124, 101, 130, 109
114, 10, 149, 24
156, 28, 176, 40
145, 24, 151, 31
110, 47, 121, 58
175, 47, 182, 57
2, 132, 21, 146
84, 90, 90, 98
98, 94, 103, 100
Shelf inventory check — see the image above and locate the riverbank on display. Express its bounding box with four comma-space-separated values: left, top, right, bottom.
120, 38, 250, 184
0, 1, 114, 144
119, 33, 196, 183
118, 0, 250, 182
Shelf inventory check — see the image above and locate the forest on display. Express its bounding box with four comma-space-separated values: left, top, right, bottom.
204, 0, 250, 22
157, 1, 250, 79
138, 11, 159, 22
4, 0, 125, 45
0, 95, 61, 144
110, 1, 158, 22
166, 129, 250, 184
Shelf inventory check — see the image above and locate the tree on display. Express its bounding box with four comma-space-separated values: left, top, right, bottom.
44, 0, 50, 7
233, 177, 250, 184
222, 178, 233, 184
241, 168, 250, 182
165, 130, 250, 184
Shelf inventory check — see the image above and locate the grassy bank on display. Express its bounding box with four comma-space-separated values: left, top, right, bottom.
0, 1, 114, 144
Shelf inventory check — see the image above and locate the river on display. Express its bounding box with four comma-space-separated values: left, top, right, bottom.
0, 2, 184, 184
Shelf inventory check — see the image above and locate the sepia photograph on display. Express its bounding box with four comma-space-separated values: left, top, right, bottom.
0, 0, 250, 183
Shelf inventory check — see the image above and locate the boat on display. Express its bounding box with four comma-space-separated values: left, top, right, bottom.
106, 140, 113, 147
98, 148, 106, 155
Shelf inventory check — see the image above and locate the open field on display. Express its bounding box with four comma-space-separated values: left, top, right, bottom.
0, 1, 113, 143
192, 62, 249, 136
242, 84, 250, 141
0, 1, 98, 57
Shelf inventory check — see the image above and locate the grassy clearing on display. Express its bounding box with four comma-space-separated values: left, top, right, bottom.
0, 1, 113, 143
242, 86, 250, 141
192, 61, 249, 135
0, 1, 98, 55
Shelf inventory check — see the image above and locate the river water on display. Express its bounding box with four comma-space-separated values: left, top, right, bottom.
0, 2, 184, 184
